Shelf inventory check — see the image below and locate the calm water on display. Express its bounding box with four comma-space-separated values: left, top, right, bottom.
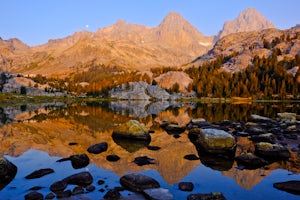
0, 101, 299, 199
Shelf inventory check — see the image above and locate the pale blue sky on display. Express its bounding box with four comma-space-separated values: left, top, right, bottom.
1, 0, 299, 46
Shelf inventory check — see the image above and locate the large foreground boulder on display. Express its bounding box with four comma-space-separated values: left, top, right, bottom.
189, 128, 236, 155
113, 120, 150, 141
120, 173, 160, 192
273, 180, 300, 195
0, 156, 17, 190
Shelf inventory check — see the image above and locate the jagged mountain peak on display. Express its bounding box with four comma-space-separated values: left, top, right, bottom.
218, 7, 274, 39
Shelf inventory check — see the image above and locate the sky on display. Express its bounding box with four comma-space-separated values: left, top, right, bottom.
1, 0, 299, 46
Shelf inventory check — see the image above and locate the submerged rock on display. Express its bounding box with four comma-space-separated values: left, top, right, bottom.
184, 154, 200, 160
87, 142, 108, 154
120, 173, 160, 192
187, 192, 226, 200
63, 172, 93, 186
113, 120, 150, 141
189, 128, 236, 155
0, 156, 17, 190
103, 189, 121, 200
273, 180, 300, 195
255, 142, 291, 160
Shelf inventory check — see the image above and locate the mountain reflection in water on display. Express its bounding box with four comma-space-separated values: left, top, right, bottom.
0, 101, 299, 199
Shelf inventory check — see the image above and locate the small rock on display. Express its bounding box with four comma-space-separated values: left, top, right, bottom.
273, 180, 300, 195
236, 132, 249, 137
147, 145, 161, 151
120, 173, 160, 192
25, 168, 54, 179
184, 154, 200, 160
56, 190, 72, 198
164, 124, 186, 134
106, 154, 120, 162
72, 186, 84, 195
68, 142, 78, 146
86, 185, 96, 192
187, 192, 226, 200
178, 182, 194, 191
87, 142, 108, 154
143, 188, 174, 200
24, 191, 43, 200
97, 180, 105, 185
63, 171, 93, 186
103, 189, 121, 200
45, 193, 55, 199
69, 154, 89, 169
134, 156, 155, 166
250, 114, 272, 122
50, 180, 67, 193
250, 133, 276, 143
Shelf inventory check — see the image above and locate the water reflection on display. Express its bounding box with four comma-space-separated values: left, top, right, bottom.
0, 101, 299, 199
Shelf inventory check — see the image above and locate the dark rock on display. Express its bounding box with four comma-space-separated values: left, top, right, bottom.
56, 157, 70, 162
99, 188, 105, 192
120, 173, 160, 192
29, 186, 43, 191
184, 154, 200, 160
97, 180, 105, 185
236, 132, 249, 137
68, 142, 78, 146
106, 154, 120, 162
56, 190, 72, 198
147, 145, 161, 151
173, 134, 181, 139
72, 186, 84, 195
284, 134, 298, 140
245, 126, 266, 135
250, 133, 276, 143
87, 142, 108, 154
25, 168, 54, 179
134, 156, 155, 166
179, 182, 194, 191
24, 191, 43, 200
187, 192, 226, 200
63, 171, 93, 186
45, 193, 55, 199
50, 180, 67, 193
0, 157, 17, 190
86, 185, 96, 192
164, 124, 186, 134
255, 142, 291, 160
70, 154, 89, 169
149, 130, 155, 134
273, 180, 300, 195
104, 189, 121, 200
112, 120, 150, 141
143, 188, 174, 200
235, 153, 268, 169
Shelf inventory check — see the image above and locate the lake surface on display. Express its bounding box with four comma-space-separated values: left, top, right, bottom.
0, 101, 299, 199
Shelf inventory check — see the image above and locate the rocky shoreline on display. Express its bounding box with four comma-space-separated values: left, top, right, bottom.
1, 112, 300, 199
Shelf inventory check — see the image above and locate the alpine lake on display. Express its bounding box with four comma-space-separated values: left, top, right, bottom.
0, 100, 299, 200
